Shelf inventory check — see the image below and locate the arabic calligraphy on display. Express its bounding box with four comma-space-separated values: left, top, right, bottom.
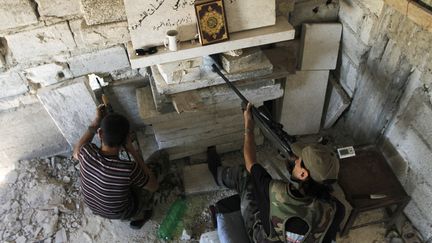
152, 13, 194, 31
131, 0, 166, 30
172, 0, 195, 10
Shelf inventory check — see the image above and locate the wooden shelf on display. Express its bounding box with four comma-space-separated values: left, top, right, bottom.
127, 16, 295, 69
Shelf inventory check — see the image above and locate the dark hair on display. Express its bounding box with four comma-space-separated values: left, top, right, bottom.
100, 113, 130, 147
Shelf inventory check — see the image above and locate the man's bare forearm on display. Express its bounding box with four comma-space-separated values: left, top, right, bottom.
73, 120, 99, 160
244, 130, 257, 173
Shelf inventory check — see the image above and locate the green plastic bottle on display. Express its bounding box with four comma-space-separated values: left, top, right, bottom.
157, 198, 187, 240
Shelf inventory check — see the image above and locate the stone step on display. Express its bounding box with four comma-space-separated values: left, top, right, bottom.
183, 163, 222, 195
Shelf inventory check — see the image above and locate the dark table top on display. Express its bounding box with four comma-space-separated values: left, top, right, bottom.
338, 145, 410, 210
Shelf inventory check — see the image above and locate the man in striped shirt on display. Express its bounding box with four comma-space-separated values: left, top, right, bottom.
73, 104, 159, 229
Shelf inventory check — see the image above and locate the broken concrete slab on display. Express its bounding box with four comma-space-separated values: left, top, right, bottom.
183, 164, 222, 195
158, 66, 201, 85
69, 20, 130, 48
299, 23, 342, 70
37, 77, 97, 147
24, 63, 73, 87
0, 100, 69, 166
221, 47, 266, 73
279, 71, 329, 135
5, 23, 76, 63
151, 57, 273, 95
68, 46, 130, 76
81, 0, 127, 25
124, 0, 275, 48
0, 0, 38, 31
323, 77, 351, 129
0, 70, 28, 99
35, 0, 82, 19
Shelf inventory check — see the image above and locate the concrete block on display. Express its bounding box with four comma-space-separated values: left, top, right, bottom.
323, 77, 350, 129
5, 23, 76, 63
359, 0, 384, 16
341, 24, 369, 66
339, 0, 365, 34
156, 57, 203, 84
136, 129, 159, 162
24, 63, 73, 87
68, 46, 130, 76
0, 70, 28, 99
289, 0, 339, 28
124, 0, 275, 48
69, 20, 130, 48
0, 100, 69, 165
221, 47, 266, 73
0, 0, 38, 31
158, 66, 201, 84
136, 86, 161, 123
151, 56, 273, 95
276, 0, 295, 16
35, 0, 82, 19
81, 0, 127, 25
0, 94, 35, 112
279, 71, 329, 135
299, 23, 342, 70
37, 77, 98, 147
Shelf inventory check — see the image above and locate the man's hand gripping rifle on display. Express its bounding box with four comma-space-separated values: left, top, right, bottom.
211, 64, 296, 166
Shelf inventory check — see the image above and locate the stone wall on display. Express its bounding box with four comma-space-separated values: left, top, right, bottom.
0, 0, 147, 171
337, 0, 432, 239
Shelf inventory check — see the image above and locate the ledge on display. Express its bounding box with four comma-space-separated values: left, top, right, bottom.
127, 16, 295, 69
385, 0, 432, 32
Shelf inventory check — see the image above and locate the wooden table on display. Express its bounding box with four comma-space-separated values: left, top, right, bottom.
338, 145, 410, 236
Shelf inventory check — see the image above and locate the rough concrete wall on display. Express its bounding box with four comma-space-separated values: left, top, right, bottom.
338, 0, 432, 239
0, 0, 147, 169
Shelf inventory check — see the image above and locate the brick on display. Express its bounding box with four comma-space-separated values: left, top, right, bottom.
0, 70, 28, 99
0, 101, 69, 164
68, 46, 130, 76
37, 77, 98, 147
24, 63, 73, 87
125, 0, 275, 48
339, 52, 361, 97
221, 47, 266, 73
359, 14, 379, 46
278, 71, 329, 135
299, 23, 342, 70
0, 0, 38, 31
69, 19, 130, 48
81, 0, 127, 25
157, 66, 201, 84
5, 23, 76, 63
323, 77, 351, 129
289, 0, 339, 28
35, 0, 82, 19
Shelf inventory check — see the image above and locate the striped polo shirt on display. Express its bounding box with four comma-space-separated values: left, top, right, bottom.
78, 143, 149, 219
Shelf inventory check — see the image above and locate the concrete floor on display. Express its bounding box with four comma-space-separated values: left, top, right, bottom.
0, 124, 414, 242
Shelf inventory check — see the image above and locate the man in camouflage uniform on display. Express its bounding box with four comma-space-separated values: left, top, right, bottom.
207, 103, 340, 243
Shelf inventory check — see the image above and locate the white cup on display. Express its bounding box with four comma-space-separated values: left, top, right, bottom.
164, 30, 179, 51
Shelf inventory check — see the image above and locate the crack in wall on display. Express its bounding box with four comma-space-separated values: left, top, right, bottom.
28, 0, 41, 19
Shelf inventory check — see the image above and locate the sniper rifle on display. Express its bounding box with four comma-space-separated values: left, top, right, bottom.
211, 63, 296, 163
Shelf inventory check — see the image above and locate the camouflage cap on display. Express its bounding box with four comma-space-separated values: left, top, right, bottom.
291, 142, 339, 183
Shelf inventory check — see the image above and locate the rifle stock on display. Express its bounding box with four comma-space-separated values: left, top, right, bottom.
211, 64, 296, 160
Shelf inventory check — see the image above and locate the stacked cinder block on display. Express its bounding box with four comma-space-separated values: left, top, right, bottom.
136, 51, 283, 160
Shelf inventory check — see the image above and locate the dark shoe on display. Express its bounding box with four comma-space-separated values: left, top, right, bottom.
207, 146, 221, 185
129, 210, 153, 229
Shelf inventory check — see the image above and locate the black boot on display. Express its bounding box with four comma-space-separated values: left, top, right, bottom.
207, 146, 221, 185
130, 209, 153, 229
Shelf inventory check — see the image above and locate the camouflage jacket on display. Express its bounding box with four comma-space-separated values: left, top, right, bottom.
267, 180, 336, 243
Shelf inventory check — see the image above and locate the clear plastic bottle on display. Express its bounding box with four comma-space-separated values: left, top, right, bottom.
158, 197, 187, 240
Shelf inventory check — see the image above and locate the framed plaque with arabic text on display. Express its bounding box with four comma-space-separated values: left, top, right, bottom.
194, 0, 229, 45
